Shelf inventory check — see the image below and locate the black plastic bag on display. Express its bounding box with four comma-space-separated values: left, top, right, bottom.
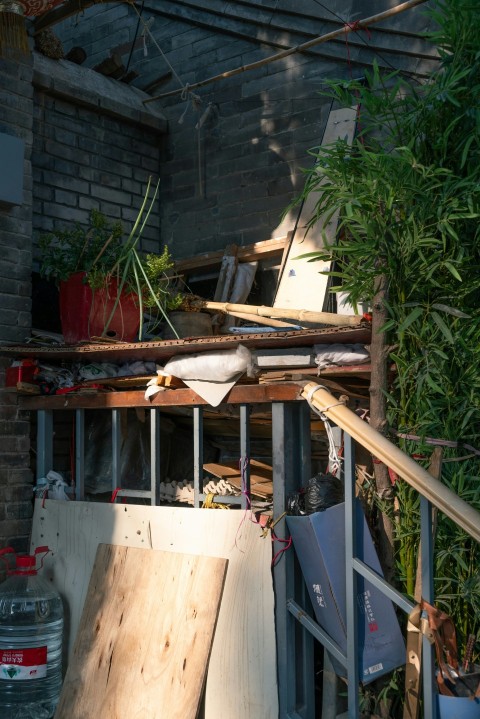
287, 472, 344, 515
304, 472, 344, 514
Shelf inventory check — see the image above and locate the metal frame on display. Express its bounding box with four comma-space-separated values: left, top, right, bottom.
32, 389, 466, 718
281, 431, 443, 718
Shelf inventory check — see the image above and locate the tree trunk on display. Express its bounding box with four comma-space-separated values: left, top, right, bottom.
369, 271, 395, 581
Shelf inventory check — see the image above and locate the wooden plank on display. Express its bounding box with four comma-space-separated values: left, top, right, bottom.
0, 325, 371, 363
213, 244, 238, 302
19, 382, 305, 410
274, 107, 357, 312
204, 459, 273, 498
56, 544, 227, 719
174, 237, 286, 275
31, 503, 278, 719
212, 244, 239, 332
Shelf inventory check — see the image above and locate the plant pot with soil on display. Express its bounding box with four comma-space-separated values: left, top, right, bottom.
39, 180, 182, 343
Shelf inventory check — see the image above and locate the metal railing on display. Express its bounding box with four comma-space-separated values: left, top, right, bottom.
273, 384, 480, 718
30, 384, 480, 718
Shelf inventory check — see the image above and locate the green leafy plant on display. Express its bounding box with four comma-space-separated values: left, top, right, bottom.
39, 179, 182, 339
284, 0, 480, 703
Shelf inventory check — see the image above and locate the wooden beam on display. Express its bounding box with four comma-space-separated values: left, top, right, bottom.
174, 237, 286, 275
19, 382, 305, 410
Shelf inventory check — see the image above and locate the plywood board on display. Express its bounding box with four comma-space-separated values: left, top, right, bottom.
32, 502, 278, 719
56, 544, 227, 719
274, 107, 357, 313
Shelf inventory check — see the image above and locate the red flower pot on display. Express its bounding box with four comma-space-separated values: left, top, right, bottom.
59, 272, 140, 344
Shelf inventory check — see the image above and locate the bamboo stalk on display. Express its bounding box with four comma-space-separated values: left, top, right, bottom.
190, 300, 363, 327
301, 382, 480, 543
144, 0, 428, 103
225, 310, 303, 329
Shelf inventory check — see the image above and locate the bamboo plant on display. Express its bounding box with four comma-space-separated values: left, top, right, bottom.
284, 0, 480, 708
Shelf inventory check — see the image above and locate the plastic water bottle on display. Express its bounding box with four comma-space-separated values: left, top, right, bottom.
0, 547, 64, 719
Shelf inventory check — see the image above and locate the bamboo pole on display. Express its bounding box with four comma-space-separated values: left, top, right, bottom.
301, 382, 480, 544
190, 300, 364, 327
144, 0, 428, 103
225, 310, 303, 329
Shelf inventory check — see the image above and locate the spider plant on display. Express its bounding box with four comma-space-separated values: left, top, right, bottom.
39, 177, 182, 340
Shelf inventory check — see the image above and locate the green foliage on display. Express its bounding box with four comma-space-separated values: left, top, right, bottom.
39, 209, 123, 284
285, 0, 480, 681
39, 180, 181, 339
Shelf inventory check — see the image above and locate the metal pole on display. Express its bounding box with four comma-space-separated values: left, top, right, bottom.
74, 409, 84, 500
193, 407, 203, 507
150, 408, 161, 505
111, 409, 121, 494
239, 404, 250, 510
273, 401, 314, 719
421, 496, 437, 719
36, 409, 53, 480
344, 434, 360, 717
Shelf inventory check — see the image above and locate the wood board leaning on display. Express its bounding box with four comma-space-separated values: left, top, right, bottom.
55, 544, 227, 719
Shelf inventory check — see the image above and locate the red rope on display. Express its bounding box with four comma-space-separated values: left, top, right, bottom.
271, 530, 292, 567
110, 487, 121, 503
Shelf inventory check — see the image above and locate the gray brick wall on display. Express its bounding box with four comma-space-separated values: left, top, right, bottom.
32, 56, 165, 270
51, 1, 438, 261
0, 56, 34, 553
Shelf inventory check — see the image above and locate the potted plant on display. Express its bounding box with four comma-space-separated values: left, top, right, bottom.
39, 179, 182, 343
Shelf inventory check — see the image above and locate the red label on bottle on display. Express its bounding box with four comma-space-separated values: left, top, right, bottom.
0, 647, 47, 680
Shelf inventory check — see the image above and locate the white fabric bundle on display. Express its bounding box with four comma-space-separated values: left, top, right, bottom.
164, 344, 252, 382
314, 343, 369, 370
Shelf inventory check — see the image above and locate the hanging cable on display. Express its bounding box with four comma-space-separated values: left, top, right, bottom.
305, 384, 344, 476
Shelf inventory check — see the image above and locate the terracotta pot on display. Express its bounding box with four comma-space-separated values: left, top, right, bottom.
59, 272, 140, 344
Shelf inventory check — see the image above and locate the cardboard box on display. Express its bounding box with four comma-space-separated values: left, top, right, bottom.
287, 501, 405, 684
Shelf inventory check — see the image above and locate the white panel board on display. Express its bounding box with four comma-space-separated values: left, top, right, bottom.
31, 501, 278, 719
274, 107, 357, 313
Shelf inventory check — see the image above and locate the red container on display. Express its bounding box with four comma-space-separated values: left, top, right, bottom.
59, 272, 140, 344
5, 364, 36, 387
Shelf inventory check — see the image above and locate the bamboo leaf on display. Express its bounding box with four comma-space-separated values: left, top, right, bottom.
397, 306, 424, 332
431, 311, 454, 344
425, 373, 445, 395
431, 303, 470, 318
443, 261, 462, 281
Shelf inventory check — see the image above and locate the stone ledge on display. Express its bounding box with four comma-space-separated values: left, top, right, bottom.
32, 52, 168, 134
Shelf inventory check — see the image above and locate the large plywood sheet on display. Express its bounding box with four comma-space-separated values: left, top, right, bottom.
55, 544, 227, 719
274, 107, 357, 313
32, 501, 278, 719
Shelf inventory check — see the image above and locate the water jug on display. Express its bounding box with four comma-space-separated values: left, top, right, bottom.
0, 546, 64, 719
